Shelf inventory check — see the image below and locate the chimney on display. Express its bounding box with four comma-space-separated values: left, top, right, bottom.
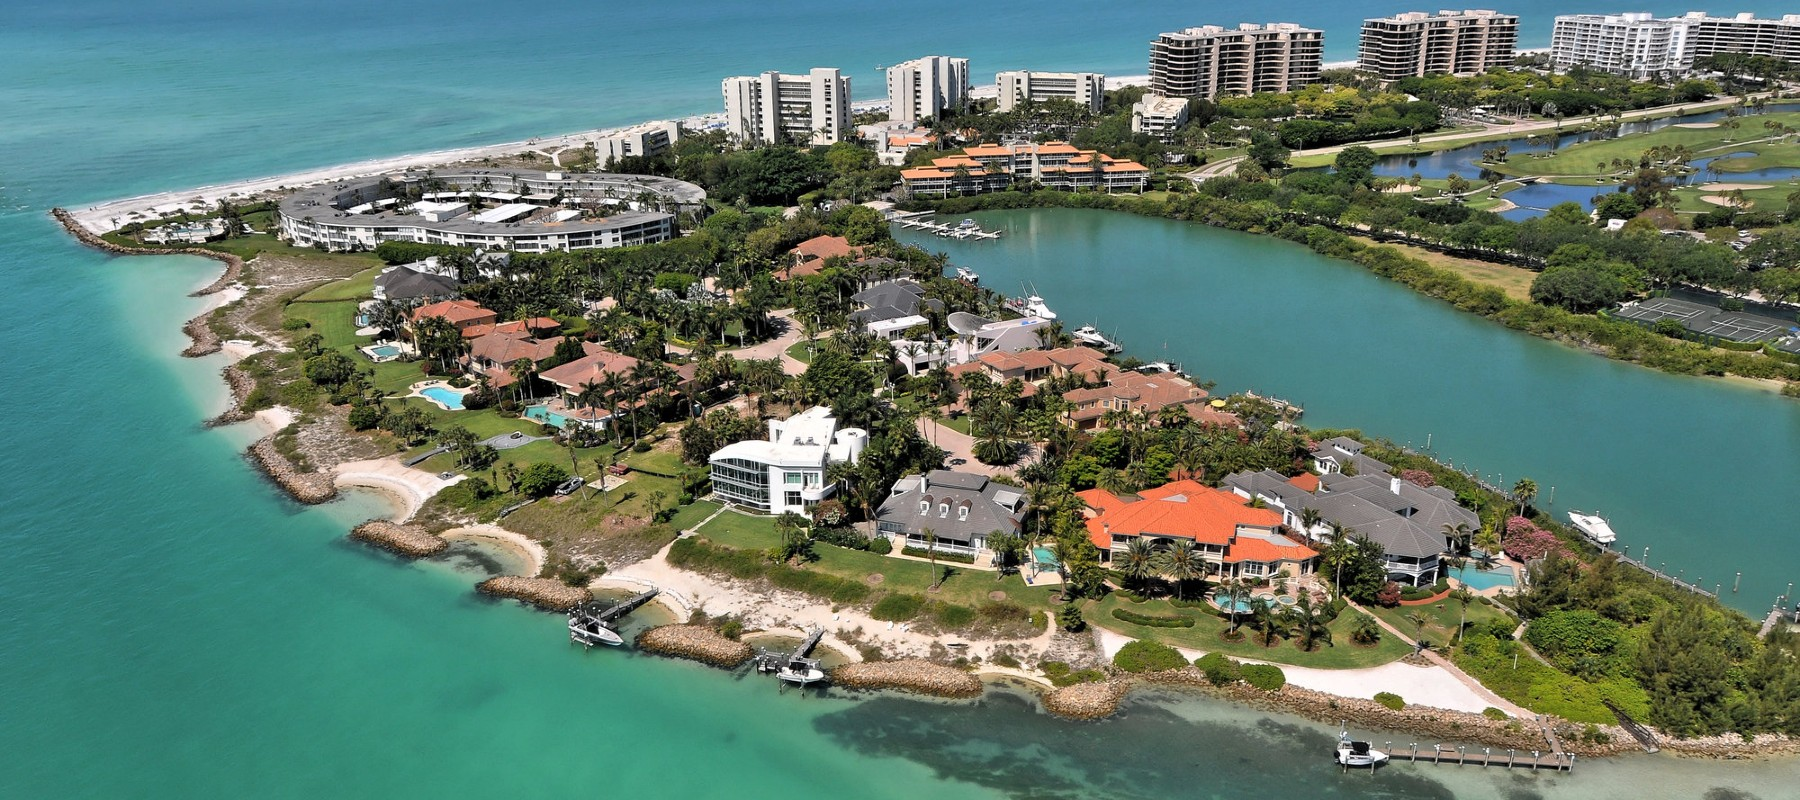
1390, 476, 1402, 495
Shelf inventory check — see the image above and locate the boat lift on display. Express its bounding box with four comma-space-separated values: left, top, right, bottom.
753, 628, 828, 686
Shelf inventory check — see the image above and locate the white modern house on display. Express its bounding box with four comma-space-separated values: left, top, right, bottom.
709, 407, 867, 515
722, 68, 851, 146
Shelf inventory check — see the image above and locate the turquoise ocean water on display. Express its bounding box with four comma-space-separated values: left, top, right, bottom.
4, 2, 1797, 797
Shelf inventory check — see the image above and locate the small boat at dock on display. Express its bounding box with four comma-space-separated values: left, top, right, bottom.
1005, 294, 1056, 320
1335, 725, 1389, 768
954, 266, 980, 284
569, 615, 623, 646
1568, 511, 1618, 546
777, 657, 828, 686
1071, 325, 1121, 352
1136, 361, 1180, 374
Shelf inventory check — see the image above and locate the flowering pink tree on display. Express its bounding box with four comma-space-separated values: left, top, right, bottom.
1400, 469, 1436, 488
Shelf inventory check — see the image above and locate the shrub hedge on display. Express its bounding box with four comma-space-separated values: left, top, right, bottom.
1374, 692, 1406, 710
1112, 608, 1197, 628
871, 592, 926, 621
1241, 664, 1287, 692
1113, 640, 1188, 673
1195, 652, 1241, 686
903, 546, 976, 564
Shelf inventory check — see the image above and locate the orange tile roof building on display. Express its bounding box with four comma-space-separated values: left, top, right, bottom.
1080, 480, 1318, 580
460, 317, 560, 340
782, 235, 866, 280
409, 299, 497, 332
901, 141, 1151, 198
1062, 370, 1237, 429
466, 332, 565, 387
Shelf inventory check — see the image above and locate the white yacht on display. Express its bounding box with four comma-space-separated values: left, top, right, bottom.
568, 615, 623, 647
1137, 361, 1180, 374
1567, 511, 1618, 546
954, 266, 980, 284
1335, 726, 1389, 768
1005, 294, 1056, 320
1071, 325, 1121, 352
777, 658, 828, 686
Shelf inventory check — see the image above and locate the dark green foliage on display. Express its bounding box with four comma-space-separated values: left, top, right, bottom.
932, 603, 977, 628
1040, 660, 1106, 687
1112, 640, 1187, 673
871, 593, 926, 621
1240, 663, 1286, 692
1195, 652, 1241, 686
1112, 608, 1196, 628
1525, 610, 1630, 680
1482, 707, 1508, 720
514, 462, 569, 498
1373, 692, 1405, 710
346, 404, 381, 430
373, 241, 468, 265
902, 546, 975, 564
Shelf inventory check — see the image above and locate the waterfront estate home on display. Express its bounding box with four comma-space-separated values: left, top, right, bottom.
875, 470, 1025, 557
464, 331, 566, 389
781, 235, 864, 281
944, 312, 1051, 362
1222, 468, 1476, 586
534, 346, 642, 429
1310, 436, 1392, 475
409, 299, 497, 334
460, 316, 560, 340
849, 279, 942, 337
372, 262, 459, 302
1079, 480, 1318, 581
710, 407, 868, 515
1062, 371, 1236, 430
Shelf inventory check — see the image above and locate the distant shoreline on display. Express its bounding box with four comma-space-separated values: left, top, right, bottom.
65, 75, 1150, 237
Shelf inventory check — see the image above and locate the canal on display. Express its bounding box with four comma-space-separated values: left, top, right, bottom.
896, 208, 1800, 614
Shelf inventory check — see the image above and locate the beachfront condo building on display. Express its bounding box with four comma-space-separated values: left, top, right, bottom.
592, 121, 680, 165
1550, 13, 1699, 77
887, 56, 970, 122
1358, 10, 1519, 80
1679, 11, 1800, 64
1130, 93, 1190, 143
721, 68, 851, 146
708, 407, 867, 515
1149, 23, 1324, 99
994, 71, 1106, 114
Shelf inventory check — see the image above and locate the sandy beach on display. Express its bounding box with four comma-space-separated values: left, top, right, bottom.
332, 458, 463, 521
441, 524, 546, 576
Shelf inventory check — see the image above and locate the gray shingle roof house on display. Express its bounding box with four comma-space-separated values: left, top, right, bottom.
849, 279, 943, 328
373, 264, 459, 301
1310, 436, 1392, 476
876, 470, 1025, 557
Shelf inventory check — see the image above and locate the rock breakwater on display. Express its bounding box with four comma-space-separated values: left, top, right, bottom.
50, 207, 244, 296
247, 437, 336, 503
349, 520, 447, 558
635, 625, 753, 668
832, 659, 983, 699
1042, 680, 1129, 720
205, 364, 257, 427
476, 577, 590, 611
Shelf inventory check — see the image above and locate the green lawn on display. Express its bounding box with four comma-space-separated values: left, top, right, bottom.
1708, 141, 1800, 173
285, 299, 368, 351
691, 510, 1057, 610
1501, 112, 1800, 177
1369, 595, 1511, 650
294, 265, 382, 302
786, 338, 821, 365
624, 445, 686, 477
665, 500, 722, 532
1671, 182, 1800, 214
1088, 593, 1412, 669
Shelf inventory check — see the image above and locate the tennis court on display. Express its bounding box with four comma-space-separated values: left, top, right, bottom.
1616, 297, 1793, 343
1692, 313, 1790, 343
1613, 297, 1712, 326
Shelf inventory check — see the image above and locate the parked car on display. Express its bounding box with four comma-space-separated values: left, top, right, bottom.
554, 477, 585, 496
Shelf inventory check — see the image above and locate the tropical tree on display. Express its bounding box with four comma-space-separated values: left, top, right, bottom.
1442, 522, 1474, 556
989, 531, 1025, 579
1154, 538, 1205, 600
1511, 477, 1538, 517
774, 511, 811, 564
1119, 536, 1160, 592
500, 462, 521, 495
1249, 597, 1287, 647
1451, 587, 1474, 644
1221, 578, 1254, 636
1291, 592, 1332, 651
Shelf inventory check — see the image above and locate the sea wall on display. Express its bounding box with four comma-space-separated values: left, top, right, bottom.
349, 520, 447, 558
476, 577, 590, 611
832, 659, 983, 699
635, 625, 753, 668
205, 364, 256, 427
247, 436, 336, 503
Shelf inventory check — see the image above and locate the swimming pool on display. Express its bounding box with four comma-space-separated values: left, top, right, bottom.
525, 404, 567, 427
1454, 565, 1516, 591
368, 345, 400, 358
420, 386, 465, 410
1031, 547, 1059, 569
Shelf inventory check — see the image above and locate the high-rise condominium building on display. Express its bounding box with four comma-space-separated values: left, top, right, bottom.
1149, 23, 1325, 99
1551, 12, 1800, 78
721, 68, 851, 146
994, 71, 1106, 113
887, 56, 970, 122
592, 121, 681, 164
1359, 10, 1519, 80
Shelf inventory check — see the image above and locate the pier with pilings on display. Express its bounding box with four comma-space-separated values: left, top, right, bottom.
567, 588, 659, 647
892, 216, 1002, 239
753, 628, 828, 685
1377, 743, 1575, 771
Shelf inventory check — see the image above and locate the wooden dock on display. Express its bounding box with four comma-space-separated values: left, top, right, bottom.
567, 588, 659, 648
1377, 742, 1574, 771
893, 217, 1002, 239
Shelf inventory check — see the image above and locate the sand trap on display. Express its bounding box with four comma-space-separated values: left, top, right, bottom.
1698, 182, 1771, 191
1702, 195, 1754, 208
1383, 184, 1421, 194
442, 524, 545, 576
1674, 122, 1719, 128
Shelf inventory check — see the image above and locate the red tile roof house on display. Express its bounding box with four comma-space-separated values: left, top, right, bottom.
465, 331, 566, 389
1062, 371, 1238, 430
409, 299, 497, 333
946, 345, 1113, 400
460, 317, 560, 340
1079, 480, 1319, 582
534, 346, 641, 429
780, 235, 865, 281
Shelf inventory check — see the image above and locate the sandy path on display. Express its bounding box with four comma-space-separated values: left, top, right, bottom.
441, 524, 546, 576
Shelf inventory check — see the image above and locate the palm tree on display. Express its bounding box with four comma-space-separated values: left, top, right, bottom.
1297, 507, 1323, 539
1154, 539, 1204, 600
1511, 477, 1537, 517
500, 462, 521, 495
1119, 537, 1159, 592
1404, 611, 1430, 636
1249, 597, 1286, 647
1221, 578, 1253, 636
1442, 522, 1473, 556
1320, 526, 1358, 598
1292, 592, 1332, 651
509, 358, 536, 404
1451, 587, 1474, 645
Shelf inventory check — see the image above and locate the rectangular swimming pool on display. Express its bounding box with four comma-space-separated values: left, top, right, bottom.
1454, 565, 1516, 591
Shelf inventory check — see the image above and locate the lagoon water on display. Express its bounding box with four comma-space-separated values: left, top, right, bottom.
4, 1, 1799, 797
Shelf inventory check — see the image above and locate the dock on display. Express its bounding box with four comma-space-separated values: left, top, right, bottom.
753, 628, 827, 684
1379, 743, 1574, 771
568, 588, 659, 647
1760, 602, 1799, 638
892, 216, 1002, 239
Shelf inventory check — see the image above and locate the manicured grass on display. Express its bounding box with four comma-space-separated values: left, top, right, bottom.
1707, 141, 1800, 173
294, 265, 381, 302
691, 511, 1056, 610
1501, 111, 1800, 177
665, 500, 722, 532
1671, 183, 1799, 214
1369, 595, 1511, 649
623, 446, 686, 477
284, 299, 368, 351
1087, 593, 1412, 669
785, 339, 820, 365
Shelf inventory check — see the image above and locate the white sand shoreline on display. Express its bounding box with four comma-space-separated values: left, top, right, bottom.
441, 524, 546, 577
68, 76, 1152, 235
332, 458, 463, 521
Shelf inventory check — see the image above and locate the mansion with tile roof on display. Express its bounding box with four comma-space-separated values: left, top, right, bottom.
1080, 480, 1318, 581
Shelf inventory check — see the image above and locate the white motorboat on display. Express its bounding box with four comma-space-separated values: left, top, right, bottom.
1567, 511, 1618, 546
1335, 726, 1389, 768
777, 661, 828, 686
1071, 325, 1122, 352
957, 218, 977, 229
1005, 294, 1056, 320
568, 615, 624, 647
954, 266, 980, 284
1137, 361, 1180, 374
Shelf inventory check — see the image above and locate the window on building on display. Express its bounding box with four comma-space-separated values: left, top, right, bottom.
784, 491, 803, 507
938, 503, 949, 518
957, 506, 968, 522
919, 501, 929, 515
